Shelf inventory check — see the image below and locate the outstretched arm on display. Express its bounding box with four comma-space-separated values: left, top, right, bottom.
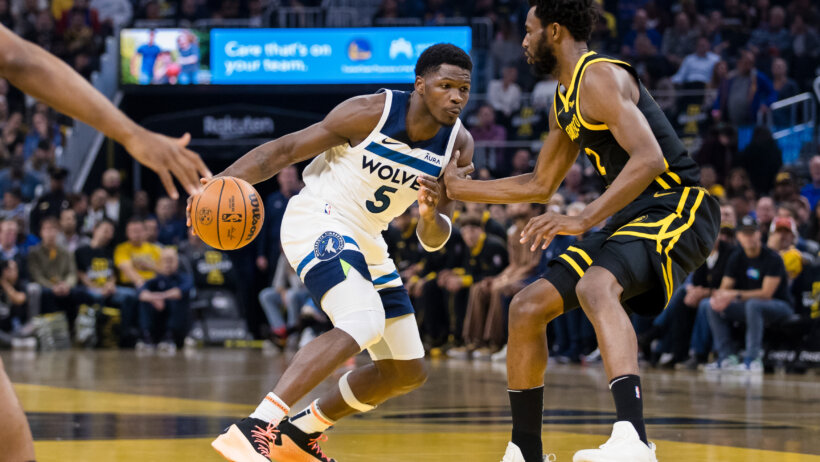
217, 93, 384, 185
0, 25, 210, 199
520, 63, 667, 250
443, 106, 578, 204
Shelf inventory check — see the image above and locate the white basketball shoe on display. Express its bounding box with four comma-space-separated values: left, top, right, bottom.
501, 442, 556, 462
573, 421, 657, 462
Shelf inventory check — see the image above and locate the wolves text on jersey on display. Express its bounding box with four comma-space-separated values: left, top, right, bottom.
361, 155, 421, 190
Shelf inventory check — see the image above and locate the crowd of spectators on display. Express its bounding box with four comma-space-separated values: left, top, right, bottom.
0, 0, 819, 375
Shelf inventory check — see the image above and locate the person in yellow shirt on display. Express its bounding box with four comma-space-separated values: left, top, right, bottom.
114, 218, 162, 288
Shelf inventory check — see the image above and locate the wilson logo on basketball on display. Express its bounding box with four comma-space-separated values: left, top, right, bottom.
198, 208, 213, 225
246, 193, 261, 241
221, 213, 242, 222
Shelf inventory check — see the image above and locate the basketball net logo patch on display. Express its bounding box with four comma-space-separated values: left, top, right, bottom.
314, 231, 344, 261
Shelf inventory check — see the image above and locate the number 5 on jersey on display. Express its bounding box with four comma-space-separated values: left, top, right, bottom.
366, 185, 397, 213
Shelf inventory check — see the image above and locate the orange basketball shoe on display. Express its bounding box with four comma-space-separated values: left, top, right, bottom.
268, 417, 336, 462
212, 417, 279, 462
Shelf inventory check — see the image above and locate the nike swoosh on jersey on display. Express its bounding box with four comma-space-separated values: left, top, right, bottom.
381, 137, 402, 145
653, 191, 676, 198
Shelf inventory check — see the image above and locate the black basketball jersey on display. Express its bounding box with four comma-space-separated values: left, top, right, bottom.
553, 51, 700, 194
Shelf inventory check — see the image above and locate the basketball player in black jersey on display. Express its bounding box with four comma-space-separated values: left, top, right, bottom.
444, 1, 719, 461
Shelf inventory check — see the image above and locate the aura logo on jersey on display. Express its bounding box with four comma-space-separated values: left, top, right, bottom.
361, 156, 422, 190
245, 193, 261, 241
314, 231, 344, 261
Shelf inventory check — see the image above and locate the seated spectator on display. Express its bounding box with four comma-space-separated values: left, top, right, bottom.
0, 219, 25, 275
56, 208, 89, 254
30, 166, 69, 232
771, 57, 799, 103
557, 163, 584, 203
101, 168, 133, 238
800, 156, 820, 211
259, 254, 311, 348
73, 219, 138, 341
671, 37, 720, 86
704, 215, 792, 372
0, 188, 25, 223
27, 217, 77, 320
24, 139, 54, 186
461, 202, 507, 242
82, 188, 107, 236
133, 190, 151, 218
458, 203, 540, 358
699, 165, 725, 199
0, 259, 29, 348
114, 217, 161, 289
621, 9, 662, 56
661, 12, 698, 67
439, 214, 507, 353
790, 263, 820, 321
755, 196, 776, 240
509, 149, 532, 176
0, 156, 41, 201
487, 66, 521, 121
767, 216, 812, 280
747, 6, 792, 59
154, 197, 186, 246
137, 247, 192, 352
468, 105, 507, 174
773, 170, 805, 208
22, 112, 62, 160
143, 216, 160, 246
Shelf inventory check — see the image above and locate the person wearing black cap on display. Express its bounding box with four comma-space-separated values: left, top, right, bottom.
703, 215, 792, 372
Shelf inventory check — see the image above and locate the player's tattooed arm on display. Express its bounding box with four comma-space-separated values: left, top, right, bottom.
219, 93, 384, 185
571, 63, 667, 230
443, 105, 577, 204
416, 127, 475, 250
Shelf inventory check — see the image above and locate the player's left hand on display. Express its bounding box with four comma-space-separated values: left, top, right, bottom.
520, 211, 588, 251
123, 129, 212, 200
417, 175, 442, 222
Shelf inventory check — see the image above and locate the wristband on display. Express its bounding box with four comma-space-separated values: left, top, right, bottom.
417, 213, 452, 252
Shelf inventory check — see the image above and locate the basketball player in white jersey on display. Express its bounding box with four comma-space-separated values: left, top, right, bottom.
202, 44, 475, 461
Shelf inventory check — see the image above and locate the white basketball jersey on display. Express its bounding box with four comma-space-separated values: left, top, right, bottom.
300, 89, 461, 235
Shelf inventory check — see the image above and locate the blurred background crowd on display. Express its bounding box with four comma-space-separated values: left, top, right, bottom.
0, 0, 819, 374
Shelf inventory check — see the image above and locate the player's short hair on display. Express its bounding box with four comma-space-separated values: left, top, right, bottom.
415, 44, 472, 77
528, 0, 597, 42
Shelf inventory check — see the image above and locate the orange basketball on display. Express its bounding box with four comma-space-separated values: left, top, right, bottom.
192, 177, 264, 250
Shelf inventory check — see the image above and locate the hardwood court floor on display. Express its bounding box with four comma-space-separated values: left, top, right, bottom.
3, 348, 820, 461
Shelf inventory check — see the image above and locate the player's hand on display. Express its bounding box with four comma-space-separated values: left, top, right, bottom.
520, 211, 588, 251
417, 175, 442, 222
442, 150, 474, 198
186, 178, 211, 232
123, 129, 212, 200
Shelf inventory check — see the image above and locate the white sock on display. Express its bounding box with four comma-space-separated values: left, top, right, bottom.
249, 392, 289, 425
290, 400, 335, 434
